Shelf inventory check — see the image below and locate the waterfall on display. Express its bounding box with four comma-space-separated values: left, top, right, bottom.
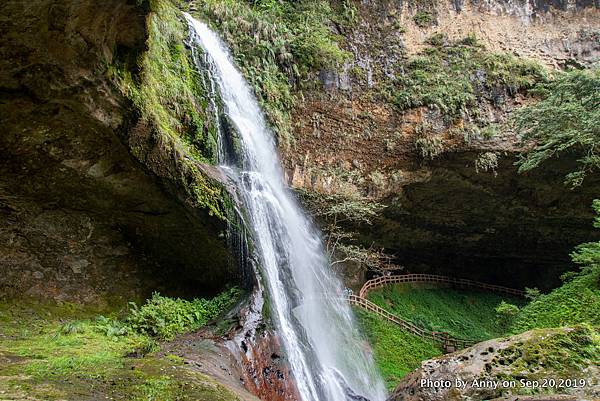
184, 14, 387, 401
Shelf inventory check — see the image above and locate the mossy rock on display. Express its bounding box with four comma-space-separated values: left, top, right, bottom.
387, 326, 600, 401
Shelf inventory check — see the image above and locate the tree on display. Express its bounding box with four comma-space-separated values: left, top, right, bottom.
514, 69, 600, 187
296, 189, 399, 272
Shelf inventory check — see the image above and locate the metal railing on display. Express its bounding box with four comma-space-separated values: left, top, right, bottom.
347, 295, 477, 351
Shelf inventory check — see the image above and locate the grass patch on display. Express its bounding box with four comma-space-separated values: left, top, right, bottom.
355, 309, 441, 390
368, 284, 524, 341
0, 301, 151, 380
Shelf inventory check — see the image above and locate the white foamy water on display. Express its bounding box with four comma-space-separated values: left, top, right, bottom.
184, 13, 387, 401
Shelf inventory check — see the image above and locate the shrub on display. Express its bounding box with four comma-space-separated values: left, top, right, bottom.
392, 39, 547, 119
369, 170, 387, 191
495, 301, 520, 329
475, 152, 499, 174
524, 287, 541, 301
459, 33, 480, 47
126, 288, 240, 340
426, 32, 447, 47
413, 11, 434, 28
415, 134, 444, 159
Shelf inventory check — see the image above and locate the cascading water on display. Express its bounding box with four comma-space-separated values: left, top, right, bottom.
184, 13, 387, 401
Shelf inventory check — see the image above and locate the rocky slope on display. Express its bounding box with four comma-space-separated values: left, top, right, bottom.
387, 326, 600, 401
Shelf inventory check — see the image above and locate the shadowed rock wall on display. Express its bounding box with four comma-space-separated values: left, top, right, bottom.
0, 0, 235, 303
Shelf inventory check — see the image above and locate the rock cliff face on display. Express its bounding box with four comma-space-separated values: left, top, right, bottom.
284, 0, 600, 290
0, 0, 236, 304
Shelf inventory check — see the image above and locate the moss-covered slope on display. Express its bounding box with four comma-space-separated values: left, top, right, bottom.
0, 296, 248, 401
356, 309, 442, 391
368, 285, 524, 341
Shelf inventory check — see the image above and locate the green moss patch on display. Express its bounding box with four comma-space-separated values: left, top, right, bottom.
108, 0, 229, 219
368, 284, 524, 341
115, 0, 218, 162
356, 309, 441, 390
492, 326, 600, 395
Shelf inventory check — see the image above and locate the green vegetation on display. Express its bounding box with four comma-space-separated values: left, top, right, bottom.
355, 309, 441, 390
510, 200, 600, 333
392, 36, 547, 118
475, 151, 499, 174
109, 0, 228, 219
368, 285, 524, 340
0, 304, 153, 380
495, 300, 520, 331
195, 0, 354, 142
495, 325, 600, 386
414, 130, 444, 159
515, 68, 600, 187
0, 290, 241, 400
116, 0, 217, 162
413, 11, 435, 28
127, 289, 240, 340
510, 268, 600, 332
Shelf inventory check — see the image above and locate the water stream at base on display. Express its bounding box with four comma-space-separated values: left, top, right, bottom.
184, 13, 387, 401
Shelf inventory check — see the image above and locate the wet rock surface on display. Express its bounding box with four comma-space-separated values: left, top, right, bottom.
163, 289, 300, 401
